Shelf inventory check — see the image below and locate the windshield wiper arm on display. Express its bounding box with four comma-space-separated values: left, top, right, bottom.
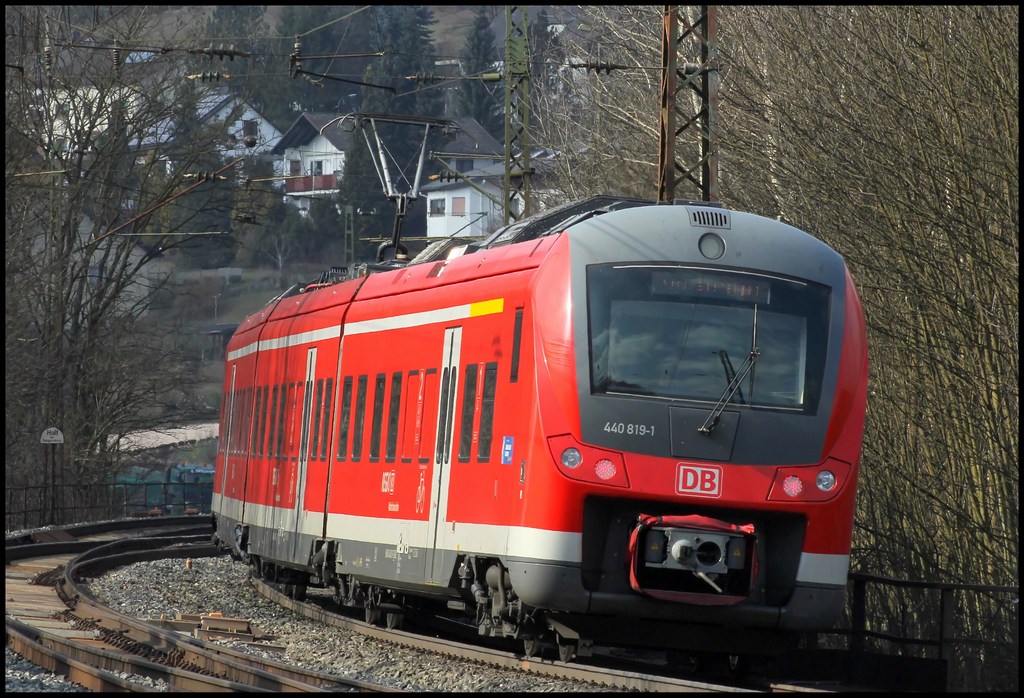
698, 346, 759, 435
699, 307, 760, 436
716, 350, 745, 405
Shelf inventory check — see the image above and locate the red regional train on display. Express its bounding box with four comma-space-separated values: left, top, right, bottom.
211, 196, 868, 662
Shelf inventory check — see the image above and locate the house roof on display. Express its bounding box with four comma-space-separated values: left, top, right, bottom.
272, 113, 352, 154
445, 117, 503, 157
421, 156, 557, 193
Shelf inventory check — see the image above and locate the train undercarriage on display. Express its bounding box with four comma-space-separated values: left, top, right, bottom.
223, 528, 589, 661
217, 510, 796, 667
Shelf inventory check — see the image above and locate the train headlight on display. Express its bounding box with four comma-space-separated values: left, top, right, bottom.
699, 232, 726, 260
782, 475, 803, 497
816, 470, 837, 492
561, 448, 582, 469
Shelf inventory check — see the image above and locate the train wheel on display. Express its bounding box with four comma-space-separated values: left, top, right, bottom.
556, 637, 578, 663
365, 606, 381, 625
668, 651, 700, 674
523, 638, 541, 658
385, 612, 403, 630
290, 583, 307, 602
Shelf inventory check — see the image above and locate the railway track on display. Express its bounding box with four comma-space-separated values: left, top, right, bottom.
7, 519, 837, 692
5, 518, 397, 692
252, 576, 829, 693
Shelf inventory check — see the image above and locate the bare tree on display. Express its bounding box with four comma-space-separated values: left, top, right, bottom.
527, 5, 1018, 688
6, 6, 244, 495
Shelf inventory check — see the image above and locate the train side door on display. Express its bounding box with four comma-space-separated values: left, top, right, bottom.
218, 364, 246, 529
291, 347, 317, 560
220, 364, 237, 501
426, 326, 461, 581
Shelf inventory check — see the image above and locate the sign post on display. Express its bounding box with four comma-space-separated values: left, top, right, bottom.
40, 427, 64, 524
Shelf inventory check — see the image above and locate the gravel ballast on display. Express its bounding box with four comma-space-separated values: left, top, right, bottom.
78, 555, 612, 692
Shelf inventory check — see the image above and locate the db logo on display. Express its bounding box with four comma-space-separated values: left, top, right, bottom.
676, 464, 722, 498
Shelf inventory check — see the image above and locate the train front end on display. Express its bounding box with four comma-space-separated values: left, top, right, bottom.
518, 203, 868, 655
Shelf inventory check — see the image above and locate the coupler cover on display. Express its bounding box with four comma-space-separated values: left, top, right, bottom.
628, 513, 758, 605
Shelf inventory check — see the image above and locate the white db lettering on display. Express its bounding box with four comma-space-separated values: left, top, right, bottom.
676, 464, 722, 498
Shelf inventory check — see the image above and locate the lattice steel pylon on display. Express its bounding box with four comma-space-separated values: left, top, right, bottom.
658, 5, 719, 203
503, 6, 532, 224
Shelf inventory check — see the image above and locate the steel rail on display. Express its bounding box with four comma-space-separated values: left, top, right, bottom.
6, 616, 273, 692
59, 537, 397, 692
6, 518, 395, 692
255, 577, 794, 693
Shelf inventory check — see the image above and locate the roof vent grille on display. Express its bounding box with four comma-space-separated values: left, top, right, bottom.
688, 208, 731, 229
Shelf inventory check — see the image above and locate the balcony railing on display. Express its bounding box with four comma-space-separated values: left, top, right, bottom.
285, 173, 338, 195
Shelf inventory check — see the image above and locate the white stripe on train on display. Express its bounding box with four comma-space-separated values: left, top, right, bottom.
214, 494, 848, 585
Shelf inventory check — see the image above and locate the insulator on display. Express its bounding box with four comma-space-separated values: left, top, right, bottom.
44, 46, 53, 76
289, 37, 301, 78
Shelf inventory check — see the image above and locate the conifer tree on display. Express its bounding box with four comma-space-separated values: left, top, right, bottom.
459, 6, 503, 138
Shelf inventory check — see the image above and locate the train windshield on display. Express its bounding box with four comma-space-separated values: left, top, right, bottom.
588, 265, 830, 412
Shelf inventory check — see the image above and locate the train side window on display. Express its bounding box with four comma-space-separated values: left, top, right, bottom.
478, 362, 498, 462
352, 375, 367, 462
458, 363, 479, 462
402, 370, 422, 463
218, 391, 228, 455
243, 387, 253, 456
241, 387, 252, 457
435, 366, 452, 464
288, 381, 301, 461
281, 383, 291, 461
386, 371, 402, 463
320, 378, 333, 461
251, 386, 262, 455
224, 390, 232, 455
420, 368, 439, 464
275, 382, 287, 459
336, 376, 352, 462
510, 307, 524, 383
225, 390, 233, 455
370, 373, 386, 462
311, 378, 325, 461
241, 382, 251, 454
268, 386, 279, 458
228, 389, 235, 456
258, 386, 270, 456
230, 386, 239, 456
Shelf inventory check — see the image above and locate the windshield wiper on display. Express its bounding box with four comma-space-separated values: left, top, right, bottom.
699, 308, 760, 435
716, 350, 745, 405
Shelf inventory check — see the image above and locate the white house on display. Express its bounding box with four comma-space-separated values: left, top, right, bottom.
195, 87, 283, 166
421, 163, 504, 238
421, 117, 505, 238
270, 113, 352, 213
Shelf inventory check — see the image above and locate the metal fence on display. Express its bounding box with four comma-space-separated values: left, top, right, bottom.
5, 482, 213, 532
797, 572, 1018, 692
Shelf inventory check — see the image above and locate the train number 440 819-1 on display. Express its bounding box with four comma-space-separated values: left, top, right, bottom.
604, 421, 655, 437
